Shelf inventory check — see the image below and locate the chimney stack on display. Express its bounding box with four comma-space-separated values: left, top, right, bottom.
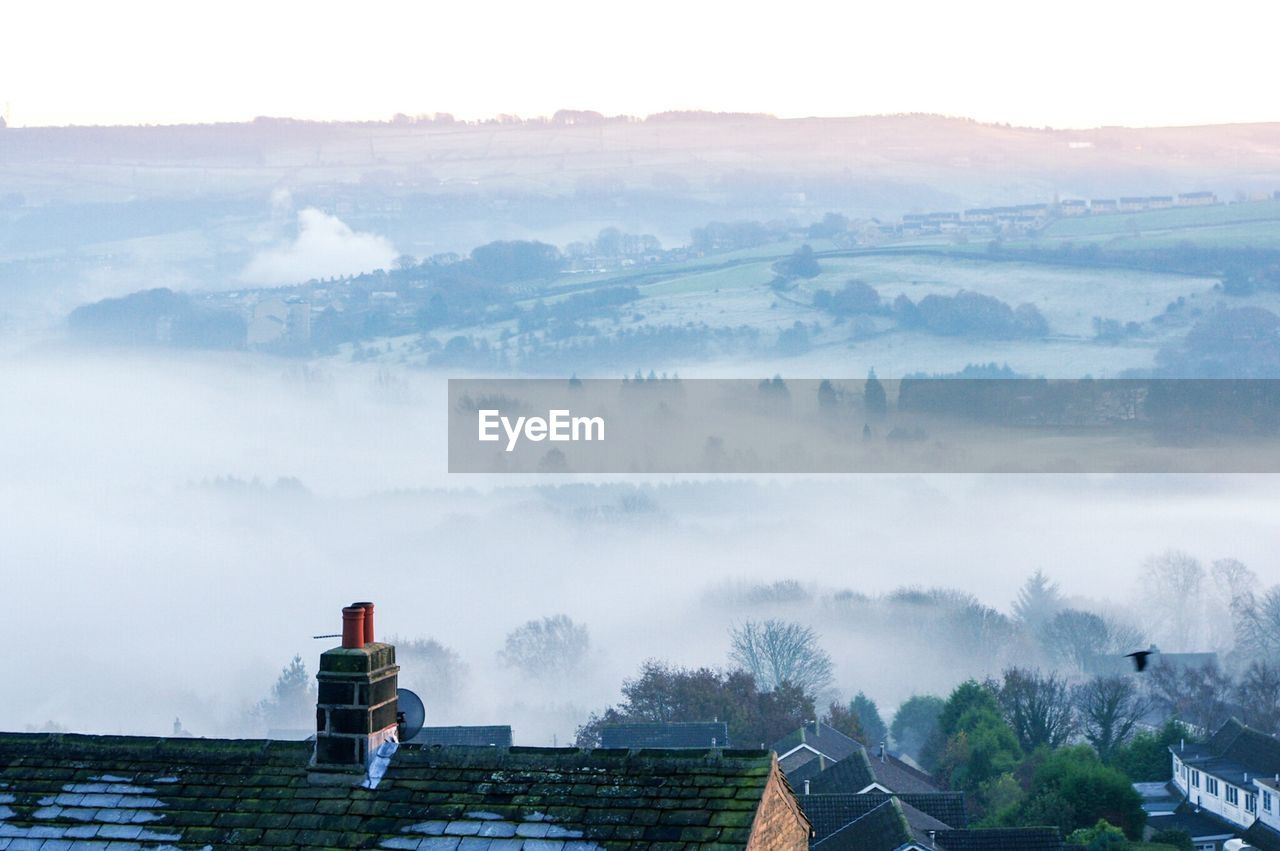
313, 602, 399, 773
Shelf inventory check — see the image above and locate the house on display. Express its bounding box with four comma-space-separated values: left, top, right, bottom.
247, 296, 311, 347
1119, 196, 1150, 212
805, 743, 943, 796
1146, 195, 1175, 209
773, 721, 865, 776
1060, 199, 1089, 216
599, 721, 729, 749
802, 791, 968, 837
1091, 198, 1119, 213
962, 208, 995, 224
405, 724, 513, 747
1178, 191, 1218, 206
803, 793, 1060, 851
0, 604, 812, 850
1162, 718, 1280, 850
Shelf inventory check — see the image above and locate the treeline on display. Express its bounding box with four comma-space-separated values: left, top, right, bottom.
67, 288, 244, 349
809, 277, 1050, 339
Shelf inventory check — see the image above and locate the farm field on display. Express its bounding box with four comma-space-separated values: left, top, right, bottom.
429, 248, 1240, 379
1039, 198, 1280, 239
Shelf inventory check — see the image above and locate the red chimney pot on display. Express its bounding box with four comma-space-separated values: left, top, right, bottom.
352, 601, 375, 644
341, 605, 366, 649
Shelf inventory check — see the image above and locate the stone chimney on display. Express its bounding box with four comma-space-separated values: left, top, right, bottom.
312, 602, 399, 771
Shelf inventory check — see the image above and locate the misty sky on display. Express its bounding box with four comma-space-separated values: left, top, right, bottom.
2, 0, 1274, 129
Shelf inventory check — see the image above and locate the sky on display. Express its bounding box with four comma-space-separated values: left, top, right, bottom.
2, 0, 1275, 129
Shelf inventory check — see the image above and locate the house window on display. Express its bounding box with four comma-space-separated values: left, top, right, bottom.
1206, 777, 1219, 796
1192, 770, 1200, 788
1225, 785, 1238, 805
1246, 793, 1257, 813
1265, 791, 1273, 812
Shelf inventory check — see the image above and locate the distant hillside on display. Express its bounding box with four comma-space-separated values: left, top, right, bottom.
3, 114, 1279, 214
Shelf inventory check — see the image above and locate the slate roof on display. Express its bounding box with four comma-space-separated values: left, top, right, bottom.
811, 799, 912, 851
805, 751, 875, 794
406, 726, 513, 748
801, 792, 967, 840
934, 828, 1065, 850
0, 732, 793, 849
1206, 717, 1280, 774
864, 753, 941, 795
785, 755, 836, 791
1245, 820, 1280, 851
773, 723, 863, 765
598, 722, 729, 750
1145, 800, 1239, 842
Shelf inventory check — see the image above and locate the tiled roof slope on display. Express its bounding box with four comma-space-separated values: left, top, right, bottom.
801, 792, 967, 840
405, 726, 513, 748
599, 722, 730, 749
811, 799, 912, 851
1207, 717, 1280, 774
773, 723, 862, 764
805, 751, 876, 794
934, 828, 1064, 851
0, 733, 799, 849
868, 755, 940, 794
1245, 820, 1280, 851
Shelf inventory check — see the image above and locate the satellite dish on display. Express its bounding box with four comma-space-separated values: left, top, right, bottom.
397, 688, 426, 741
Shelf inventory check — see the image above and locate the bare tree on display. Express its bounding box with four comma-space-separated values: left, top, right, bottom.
729, 619, 834, 697
1043, 609, 1144, 673
994, 667, 1077, 751
1234, 586, 1280, 661
389, 636, 469, 712
1141, 550, 1206, 650
1149, 659, 1234, 736
1208, 558, 1257, 650
1237, 660, 1280, 736
499, 614, 590, 680
1074, 675, 1156, 762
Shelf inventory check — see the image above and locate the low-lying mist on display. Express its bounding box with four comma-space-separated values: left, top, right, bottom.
3, 350, 1277, 744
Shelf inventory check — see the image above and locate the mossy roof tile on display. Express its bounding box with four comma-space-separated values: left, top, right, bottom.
0, 733, 782, 849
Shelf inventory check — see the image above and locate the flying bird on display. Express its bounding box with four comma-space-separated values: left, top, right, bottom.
1125, 650, 1155, 672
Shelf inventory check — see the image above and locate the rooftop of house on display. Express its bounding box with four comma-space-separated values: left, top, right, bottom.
1245, 819, 1280, 851
598, 721, 729, 750
772, 722, 863, 765
800, 791, 968, 840
805, 750, 876, 794
933, 828, 1065, 851
0, 732, 797, 850
1146, 805, 1247, 842
405, 725, 513, 748
1173, 717, 1280, 782
810, 798, 913, 851
798, 743, 940, 797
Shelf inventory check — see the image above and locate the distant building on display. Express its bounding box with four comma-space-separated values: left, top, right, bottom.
600, 721, 729, 749
1178, 191, 1218, 206
247, 296, 311, 347
1060, 199, 1088, 216
406, 724, 513, 747
1119, 196, 1149, 212
1091, 198, 1119, 213
1146, 195, 1175, 209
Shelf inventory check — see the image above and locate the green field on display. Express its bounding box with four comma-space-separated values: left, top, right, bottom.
1039, 198, 1280, 239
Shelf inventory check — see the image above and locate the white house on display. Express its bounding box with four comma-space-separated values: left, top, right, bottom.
1166, 718, 1280, 851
